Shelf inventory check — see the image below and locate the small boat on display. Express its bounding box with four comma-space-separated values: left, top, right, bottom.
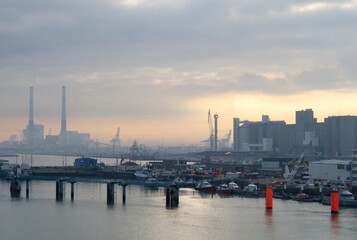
273, 191, 291, 200
228, 181, 239, 191
134, 167, 150, 179
173, 177, 185, 184
195, 181, 216, 193
216, 184, 232, 194
291, 192, 315, 202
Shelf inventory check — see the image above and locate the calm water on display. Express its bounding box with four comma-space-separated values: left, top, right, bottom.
1, 180, 357, 240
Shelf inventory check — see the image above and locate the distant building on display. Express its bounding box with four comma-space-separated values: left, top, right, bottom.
324, 116, 357, 156
352, 150, 357, 189
232, 109, 357, 157
23, 124, 44, 148
309, 159, 352, 183
232, 115, 286, 152
23, 87, 44, 149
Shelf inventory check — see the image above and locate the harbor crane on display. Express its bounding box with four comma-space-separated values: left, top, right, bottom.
220, 129, 232, 149
283, 153, 307, 183
200, 110, 215, 150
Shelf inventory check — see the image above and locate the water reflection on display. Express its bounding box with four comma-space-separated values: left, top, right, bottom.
265, 209, 273, 227
330, 214, 340, 239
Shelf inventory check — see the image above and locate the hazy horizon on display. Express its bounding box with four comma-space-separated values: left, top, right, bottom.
1, 0, 357, 145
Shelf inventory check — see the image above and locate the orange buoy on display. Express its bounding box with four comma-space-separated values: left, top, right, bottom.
266, 187, 273, 209
331, 191, 339, 214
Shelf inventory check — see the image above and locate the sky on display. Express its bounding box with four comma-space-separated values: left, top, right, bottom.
1, 0, 357, 146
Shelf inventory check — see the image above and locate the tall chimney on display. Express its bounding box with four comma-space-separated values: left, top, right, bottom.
29, 87, 34, 126
61, 86, 67, 134
214, 113, 218, 151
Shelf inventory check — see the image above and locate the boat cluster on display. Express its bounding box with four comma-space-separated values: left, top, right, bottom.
194, 181, 357, 207
195, 181, 265, 197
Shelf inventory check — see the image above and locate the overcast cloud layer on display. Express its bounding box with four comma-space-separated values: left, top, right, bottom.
1, 0, 357, 128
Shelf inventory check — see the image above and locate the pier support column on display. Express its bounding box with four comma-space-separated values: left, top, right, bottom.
166, 185, 179, 208
10, 178, 21, 198
331, 191, 339, 214
265, 187, 273, 210
71, 182, 75, 201
26, 179, 30, 198
122, 184, 127, 204
107, 182, 115, 205
56, 180, 65, 201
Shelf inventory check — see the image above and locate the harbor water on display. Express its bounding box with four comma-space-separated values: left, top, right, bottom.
1, 180, 357, 240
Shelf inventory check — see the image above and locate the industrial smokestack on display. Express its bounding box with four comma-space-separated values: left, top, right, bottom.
214, 113, 218, 151
29, 87, 34, 126
61, 86, 67, 134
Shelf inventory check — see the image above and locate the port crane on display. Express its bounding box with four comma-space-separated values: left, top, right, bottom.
283, 153, 307, 182
200, 110, 215, 150
220, 129, 232, 148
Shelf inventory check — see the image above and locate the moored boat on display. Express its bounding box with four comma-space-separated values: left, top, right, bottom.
291, 192, 315, 202
216, 184, 232, 194
228, 181, 239, 191
195, 181, 216, 193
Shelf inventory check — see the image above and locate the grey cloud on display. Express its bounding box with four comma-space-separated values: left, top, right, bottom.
1, 0, 357, 118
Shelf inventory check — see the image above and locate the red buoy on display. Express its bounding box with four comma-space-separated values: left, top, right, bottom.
331, 191, 339, 214
266, 187, 273, 209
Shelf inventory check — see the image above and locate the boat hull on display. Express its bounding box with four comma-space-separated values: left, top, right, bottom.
195, 187, 216, 193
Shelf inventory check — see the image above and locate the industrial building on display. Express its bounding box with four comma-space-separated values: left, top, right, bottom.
309, 159, 352, 183
44, 86, 91, 152
352, 150, 357, 189
23, 87, 44, 149
233, 109, 357, 157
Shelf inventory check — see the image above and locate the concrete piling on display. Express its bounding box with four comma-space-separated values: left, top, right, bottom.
166, 185, 179, 208
107, 182, 115, 205
10, 178, 21, 198
71, 182, 75, 201
26, 179, 30, 198
56, 180, 65, 201
122, 184, 127, 204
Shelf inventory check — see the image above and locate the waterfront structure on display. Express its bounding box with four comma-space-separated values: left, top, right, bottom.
309, 159, 352, 183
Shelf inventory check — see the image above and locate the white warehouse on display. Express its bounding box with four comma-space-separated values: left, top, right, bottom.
309, 160, 352, 183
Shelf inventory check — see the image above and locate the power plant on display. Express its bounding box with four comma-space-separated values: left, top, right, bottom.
21, 86, 91, 152
22, 87, 44, 148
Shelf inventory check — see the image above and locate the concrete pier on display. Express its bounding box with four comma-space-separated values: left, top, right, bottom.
26, 180, 30, 198
56, 180, 65, 201
122, 184, 127, 204
10, 178, 21, 198
71, 182, 75, 201
107, 182, 115, 205
166, 185, 179, 208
